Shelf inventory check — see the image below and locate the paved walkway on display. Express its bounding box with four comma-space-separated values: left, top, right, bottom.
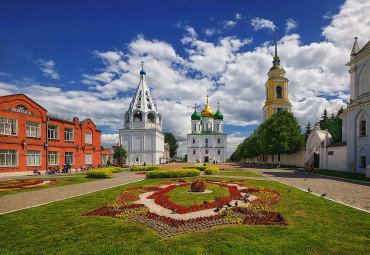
0, 171, 145, 215
248, 166, 370, 213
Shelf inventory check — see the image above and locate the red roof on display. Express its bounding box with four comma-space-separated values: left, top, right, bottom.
101, 150, 112, 155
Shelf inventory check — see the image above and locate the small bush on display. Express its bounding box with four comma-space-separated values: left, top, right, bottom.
87, 169, 114, 178
204, 167, 219, 175
146, 169, 200, 178
183, 166, 208, 171
109, 167, 124, 173
130, 166, 161, 171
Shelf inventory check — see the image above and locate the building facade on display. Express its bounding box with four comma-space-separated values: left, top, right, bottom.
341, 37, 370, 175
0, 94, 101, 173
262, 31, 292, 121
118, 64, 164, 166
187, 97, 227, 163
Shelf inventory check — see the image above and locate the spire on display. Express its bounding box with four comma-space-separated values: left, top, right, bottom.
274, 28, 278, 58
140, 61, 146, 75
194, 102, 197, 111
217, 101, 220, 110
206, 94, 209, 104
351, 37, 360, 58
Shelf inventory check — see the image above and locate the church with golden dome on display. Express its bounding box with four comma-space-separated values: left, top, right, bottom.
262, 30, 292, 121
187, 96, 227, 163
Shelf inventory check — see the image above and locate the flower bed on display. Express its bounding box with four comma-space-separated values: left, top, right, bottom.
191, 179, 207, 192
0, 179, 71, 191
82, 179, 286, 237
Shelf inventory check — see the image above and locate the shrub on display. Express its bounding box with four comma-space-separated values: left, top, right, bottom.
130, 166, 161, 171
87, 169, 114, 178
204, 167, 219, 175
109, 167, 124, 173
146, 169, 200, 178
183, 166, 208, 171
191, 179, 207, 192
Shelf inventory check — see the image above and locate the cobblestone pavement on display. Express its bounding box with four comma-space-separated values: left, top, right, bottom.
0, 171, 144, 215
248, 166, 370, 213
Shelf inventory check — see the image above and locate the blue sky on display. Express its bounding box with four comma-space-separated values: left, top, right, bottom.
1, 0, 369, 157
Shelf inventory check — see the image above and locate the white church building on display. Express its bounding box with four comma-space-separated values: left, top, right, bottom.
118, 64, 164, 166
187, 97, 227, 163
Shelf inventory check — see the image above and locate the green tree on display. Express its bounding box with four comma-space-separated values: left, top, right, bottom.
318, 108, 343, 143
164, 132, 178, 158
113, 146, 128, 159
259, 111, 305, 158
320, 108, 330, 130
304, 121, 312, 142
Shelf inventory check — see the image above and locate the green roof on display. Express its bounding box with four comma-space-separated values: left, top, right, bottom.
191, 110, 201, 120
214, 110, 223, 120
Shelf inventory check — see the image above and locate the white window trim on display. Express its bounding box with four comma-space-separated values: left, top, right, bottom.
26, 121, 41, 138
64, 128, 74, 142
48, 125, 59, 140
0, 149, 18, 167
48, 151, 59, 165
0, 117, 18, 136
85, 132, 92, 144
65, 152, 74, 165
27, 150, 41, 166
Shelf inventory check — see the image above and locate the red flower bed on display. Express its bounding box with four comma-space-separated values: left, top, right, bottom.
191, 179, 206, 192
0, 180, 44, 189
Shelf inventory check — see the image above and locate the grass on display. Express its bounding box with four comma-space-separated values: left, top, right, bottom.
0, 177, 369, 254
166, 183, 230, 207
0, 177, 97, 196
218, 170, 264, 178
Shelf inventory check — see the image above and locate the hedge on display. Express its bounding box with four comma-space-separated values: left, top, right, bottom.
204, 167, 219, 175
146, 169, 200, 178
182, 166, 208, 171
87, 168, 114, 178
130, 166, 161, 171
108, 167, 124, 173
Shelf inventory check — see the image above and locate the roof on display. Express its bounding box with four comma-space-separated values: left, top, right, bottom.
101, 150, 112, 155
0, 93, 47, 111
327, 141, 347, 148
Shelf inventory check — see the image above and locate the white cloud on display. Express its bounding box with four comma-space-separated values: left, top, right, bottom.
0, 72, 12, 77
285, 18, 297, 33
101, 134, 119, 148
251, 17, 276, 31
204, 28, 216, 36
222, 13, 243, 29
36, 59, 60, 80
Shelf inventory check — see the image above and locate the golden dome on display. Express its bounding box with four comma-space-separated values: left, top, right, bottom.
201, 103, 214, 117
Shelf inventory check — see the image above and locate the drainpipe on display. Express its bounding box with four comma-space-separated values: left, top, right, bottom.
46, 117, 49, 172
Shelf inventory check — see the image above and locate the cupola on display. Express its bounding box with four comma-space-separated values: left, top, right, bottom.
201, 95, 214, 118
191, 103, 201, 120
214, 102, 223, 120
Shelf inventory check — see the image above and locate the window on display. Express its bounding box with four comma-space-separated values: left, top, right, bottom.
205, 138, 208, 143
65, 152, 74, 165
205, 150, 208, 154
194, 124, 196, 131
0, 117, 17, 136
64, 128, 74, 142
85, 153, 92, 164
276, 86, 282, 98
193, 138, 195, 144
27, 150, 41, 166
193, 149, 196, 155
359, 156, 366, 168
26, 121, 41, 138
48, 151, 59, 165
0, 149, 18, 166
48, 125, 59, 140
218, 150, 221, 155
218, 138, 220, 143
85, 133, 92, 144
359, 115, 367, 137
136, 157, 139, 162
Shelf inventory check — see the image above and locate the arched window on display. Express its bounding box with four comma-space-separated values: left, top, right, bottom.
358, 67, 369, 97
134, 111, 142, 122
147, 112, 156, 123
359, 115, 367, 137
276, 86, 282, 99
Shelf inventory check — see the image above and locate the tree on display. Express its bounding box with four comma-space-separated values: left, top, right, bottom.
259, 111, 305, 158
113, 146, 128, 159
318, 108, 343, 143
304, 121, 312, 142
320, 108, 330, 130
164, 132, 178, 158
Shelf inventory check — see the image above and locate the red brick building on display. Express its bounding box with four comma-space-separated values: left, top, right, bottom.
0, 94, 101, 173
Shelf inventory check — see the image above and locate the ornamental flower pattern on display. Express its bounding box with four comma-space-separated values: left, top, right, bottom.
0, 179, 72, 192
82, 179, 287, 237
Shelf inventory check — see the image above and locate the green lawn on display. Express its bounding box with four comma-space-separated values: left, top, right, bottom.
167, 183, 230, 207
218, 170, 264, 178
0, 177, 97, 196
0, 177, 369, 255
